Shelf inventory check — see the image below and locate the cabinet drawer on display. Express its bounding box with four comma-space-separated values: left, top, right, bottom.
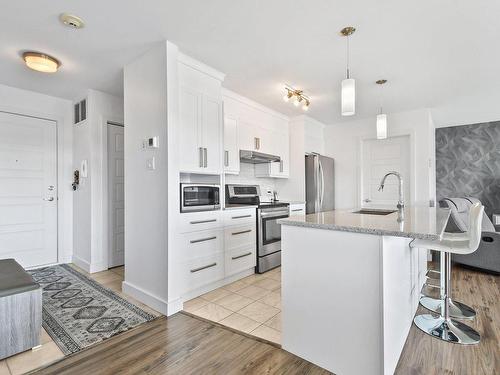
179, 210, 222, 233
223, 208, 256, 226
289, 203, 306, 216
225, 246, 256, 277
180, 253, 225, 295
179, 229, 223, 262
224, 224, 256, 251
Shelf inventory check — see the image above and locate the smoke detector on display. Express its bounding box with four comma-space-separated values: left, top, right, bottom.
59, 13, 85, 29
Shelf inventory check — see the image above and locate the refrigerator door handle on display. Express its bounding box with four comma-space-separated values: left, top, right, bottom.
319, 158, 325, 209
314, 155, 320, 212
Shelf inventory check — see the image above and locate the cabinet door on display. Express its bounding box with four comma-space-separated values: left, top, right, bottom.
269, 129, 290, 178
179, 86, 203, 172
202, 95, 222, 174
238, 120, 258, 151
224, 116, 240, 174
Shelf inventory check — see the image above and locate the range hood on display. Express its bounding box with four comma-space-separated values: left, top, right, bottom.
240, 150, 281, 164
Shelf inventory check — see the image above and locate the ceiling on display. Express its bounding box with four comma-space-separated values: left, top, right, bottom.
1, 0, 499, 125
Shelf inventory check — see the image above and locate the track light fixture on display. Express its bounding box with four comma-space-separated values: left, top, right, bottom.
283, 86, 310, 111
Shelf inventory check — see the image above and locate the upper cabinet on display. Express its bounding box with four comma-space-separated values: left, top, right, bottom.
223, 114, 239, 174
178, 54, 225, 174
223, 90, 290, 178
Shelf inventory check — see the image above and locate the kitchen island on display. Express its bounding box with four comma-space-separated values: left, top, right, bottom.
278, 207, 450, 375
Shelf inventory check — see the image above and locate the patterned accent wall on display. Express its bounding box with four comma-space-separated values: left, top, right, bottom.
435, 122, 500, 217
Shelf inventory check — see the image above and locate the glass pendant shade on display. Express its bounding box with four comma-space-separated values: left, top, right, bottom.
376, 113, 387, 139
341, 78, 355, 116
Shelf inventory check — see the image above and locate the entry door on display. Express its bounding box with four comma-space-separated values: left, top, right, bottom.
107, 123, 125, 267
361, 135, 410, 208
0, 112, 57, 267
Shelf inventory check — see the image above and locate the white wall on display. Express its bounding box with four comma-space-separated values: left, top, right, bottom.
324, 109, 435, 209
72, 89, 123, 272
123, 41, 176, 314
275, 115, 326, 202
0, 83, 73, 263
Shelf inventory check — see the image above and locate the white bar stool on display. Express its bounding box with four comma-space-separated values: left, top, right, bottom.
419, 231, 476, 320
411, 203, 483, 344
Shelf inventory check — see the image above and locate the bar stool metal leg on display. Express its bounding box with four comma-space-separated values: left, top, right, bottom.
419, 252, 476, 319
414, 252, 480, 344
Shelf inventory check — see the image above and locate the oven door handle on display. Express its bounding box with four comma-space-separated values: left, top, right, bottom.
260, 211, 289, 218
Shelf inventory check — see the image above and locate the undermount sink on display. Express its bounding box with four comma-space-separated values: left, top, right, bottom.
352, 209, 397, 216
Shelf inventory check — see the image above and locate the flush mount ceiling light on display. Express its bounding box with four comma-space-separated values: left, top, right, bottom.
59, 13, 85, 29
340, 26, 356, 116
283, 86, 310, 111
376, 79, 388, 140
22, 52, 60, 73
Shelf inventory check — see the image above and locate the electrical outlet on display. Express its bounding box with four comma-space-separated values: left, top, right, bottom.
493, 214, 500, 226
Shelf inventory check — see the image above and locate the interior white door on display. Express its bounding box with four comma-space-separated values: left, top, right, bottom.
361, 135, 410, 208
0, 112, 57, 267
107, 123, 125, 268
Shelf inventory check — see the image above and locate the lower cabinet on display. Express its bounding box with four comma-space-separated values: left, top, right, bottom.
179, 253, 225, 295
177, 208, 257, 301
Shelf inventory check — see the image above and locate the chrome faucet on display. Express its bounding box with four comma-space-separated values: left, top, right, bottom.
378, 171, 405, 209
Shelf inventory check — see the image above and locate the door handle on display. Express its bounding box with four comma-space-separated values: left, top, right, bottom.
43, 197, 54, 201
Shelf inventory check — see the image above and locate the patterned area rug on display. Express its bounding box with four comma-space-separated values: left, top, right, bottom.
28, 264, 156, 355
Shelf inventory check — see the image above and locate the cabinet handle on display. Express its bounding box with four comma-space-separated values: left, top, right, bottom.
204, 148, 208, 168
190, 236, 217, 244
232, 252, 252, 260
257, 137, 261, 150
279, 160, 283, 173
232, 229, 252, 236
231, 214, 252, 219
291, 209, 303, 212
254, 137, 259, 150
189, 219, 217, 224
190, 263, 217, 273
224, 150, 229, 167
199, 147, 204, 168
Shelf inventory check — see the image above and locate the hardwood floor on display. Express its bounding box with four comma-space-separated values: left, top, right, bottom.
31, 313, 329, 375
395, 264, 500, 375
31, 264, 499, 375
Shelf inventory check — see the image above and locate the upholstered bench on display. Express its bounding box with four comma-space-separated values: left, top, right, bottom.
0, 259, 42, 360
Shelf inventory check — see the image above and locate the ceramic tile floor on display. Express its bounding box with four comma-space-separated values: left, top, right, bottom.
184, 267, 282, 344
0, 265, 157, 375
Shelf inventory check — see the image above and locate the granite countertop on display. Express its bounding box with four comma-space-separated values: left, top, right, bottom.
278, 207, 451, 240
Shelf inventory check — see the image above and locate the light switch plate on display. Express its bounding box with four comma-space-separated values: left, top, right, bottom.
146, 157, 156, 170
493, 214, 500, 226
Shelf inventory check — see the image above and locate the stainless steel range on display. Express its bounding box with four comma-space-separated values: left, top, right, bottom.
225, 184, 289, 273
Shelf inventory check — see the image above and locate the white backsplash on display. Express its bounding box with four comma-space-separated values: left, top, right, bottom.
225, 162, 276, 202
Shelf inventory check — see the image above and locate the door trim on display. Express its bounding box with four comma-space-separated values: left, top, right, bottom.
0, 108, 61, 265
358, 130, 416, 208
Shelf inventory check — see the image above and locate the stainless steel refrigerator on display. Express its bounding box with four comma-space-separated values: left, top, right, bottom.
305, 154, 335, 214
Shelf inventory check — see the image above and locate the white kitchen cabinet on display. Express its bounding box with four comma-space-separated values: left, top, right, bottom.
255, 126, 290, 178
223, 115, 240, 174
178, 56, 223, 174
289, 203, 306, 216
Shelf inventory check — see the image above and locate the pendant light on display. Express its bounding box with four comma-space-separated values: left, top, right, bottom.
340, 27, 356, 116
376, 79, 387, 139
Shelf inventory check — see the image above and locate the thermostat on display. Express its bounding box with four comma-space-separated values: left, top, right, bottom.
143, 136, 159, 149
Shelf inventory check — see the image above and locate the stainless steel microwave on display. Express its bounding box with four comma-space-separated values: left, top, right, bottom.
180, 184, 220, 213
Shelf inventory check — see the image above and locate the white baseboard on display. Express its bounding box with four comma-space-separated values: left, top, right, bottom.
72, 255, 91, 273
122, 281, 169, 316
